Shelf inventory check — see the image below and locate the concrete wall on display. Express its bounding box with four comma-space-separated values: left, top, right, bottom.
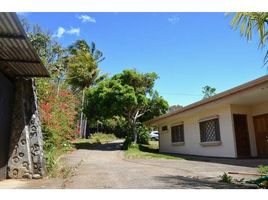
7, 78, 46, 179
158, 105, 237, 158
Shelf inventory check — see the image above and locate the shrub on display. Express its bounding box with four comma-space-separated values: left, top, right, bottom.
218, 172, 233, 184
137, 125, 149, 145
122, 136, 133, 150
38, 82, 79, 174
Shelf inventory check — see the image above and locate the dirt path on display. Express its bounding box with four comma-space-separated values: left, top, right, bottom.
0, 140, 265, 189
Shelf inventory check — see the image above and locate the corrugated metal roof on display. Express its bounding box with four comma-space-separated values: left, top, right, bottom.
0, 12, 49, 77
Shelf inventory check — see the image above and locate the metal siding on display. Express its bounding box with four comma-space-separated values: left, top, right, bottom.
0, 12, 49, 77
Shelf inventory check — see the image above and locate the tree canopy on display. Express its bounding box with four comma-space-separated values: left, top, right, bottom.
84, 69, 168, 143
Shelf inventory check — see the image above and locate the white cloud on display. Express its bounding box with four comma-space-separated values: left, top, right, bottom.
53, 27, 80, 38
54, 27, 65, 38
168, 16, 180, 24
66, 27, 80, 36
78, 15, 96, 23
16, 12, 30, 17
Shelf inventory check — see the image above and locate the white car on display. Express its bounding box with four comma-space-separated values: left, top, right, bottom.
149, 131, 159, 141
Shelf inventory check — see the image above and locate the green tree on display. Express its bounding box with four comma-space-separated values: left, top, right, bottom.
202, 85, 216, 99
229, 12, 268, 65
168, 104, 183, 113
67, 40, 105, 138
22, 20, 80, 172
85, 69, 168, 143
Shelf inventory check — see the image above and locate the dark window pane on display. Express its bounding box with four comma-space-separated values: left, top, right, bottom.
199, 118, 220, 142
171, 124, 184, 143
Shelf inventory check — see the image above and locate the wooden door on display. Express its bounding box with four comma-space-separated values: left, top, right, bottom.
253, 114, 268, 157
0, 72, 14, 180
233, 114, 251, 157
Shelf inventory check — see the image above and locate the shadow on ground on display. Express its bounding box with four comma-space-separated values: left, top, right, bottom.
154, 175, 255, 189
73, 141, 123, 151
173, 154, 268, 168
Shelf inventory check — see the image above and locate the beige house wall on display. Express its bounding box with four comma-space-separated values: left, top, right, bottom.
158, 104, 237, 158
251, 101, 268, 116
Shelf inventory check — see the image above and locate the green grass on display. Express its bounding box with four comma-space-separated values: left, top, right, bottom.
258, 165, 268, 175
74, 133, 117, 145
72, 133, 118, 150
124, 141, 183, 160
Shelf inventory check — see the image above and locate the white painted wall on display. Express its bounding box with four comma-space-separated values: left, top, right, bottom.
158, 105, 237, 158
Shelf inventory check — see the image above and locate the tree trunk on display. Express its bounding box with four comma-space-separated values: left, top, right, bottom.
56, 77, 60, 98
132, 120, 138, 144
83, 119, 87, 138
80, 89, 85, 138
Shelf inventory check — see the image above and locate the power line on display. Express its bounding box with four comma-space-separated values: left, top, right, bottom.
158, 92, 202, 97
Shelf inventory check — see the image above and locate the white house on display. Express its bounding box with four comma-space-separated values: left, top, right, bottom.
145, 75, 268, 158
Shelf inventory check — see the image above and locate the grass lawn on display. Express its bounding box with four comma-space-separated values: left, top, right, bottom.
124, 141, 183, 160
73, 133, 117, 145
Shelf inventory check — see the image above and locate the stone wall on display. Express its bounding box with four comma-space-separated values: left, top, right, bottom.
7, 78, 46, 179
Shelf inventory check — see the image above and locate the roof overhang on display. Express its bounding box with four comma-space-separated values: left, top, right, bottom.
0, 12, 49, 78
145, 74, 268, 126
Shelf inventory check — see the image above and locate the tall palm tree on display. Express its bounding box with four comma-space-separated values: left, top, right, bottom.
69, 40, 105, 63
229, 12, 268, 65
67, 40, 105, 138
202, 86, 216, 99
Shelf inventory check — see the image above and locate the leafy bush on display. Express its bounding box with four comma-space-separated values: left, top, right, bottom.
137, 125, 149, 145
122, 136, 133, 150
38, 82, 79, 174
218, 172, 233, 183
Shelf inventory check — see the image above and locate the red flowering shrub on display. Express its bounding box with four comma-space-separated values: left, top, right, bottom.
37, 80, 80, 171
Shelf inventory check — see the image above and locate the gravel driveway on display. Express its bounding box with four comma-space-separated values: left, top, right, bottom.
0, 140, 267, 189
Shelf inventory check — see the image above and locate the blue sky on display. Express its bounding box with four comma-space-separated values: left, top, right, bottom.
19, 12, 267, 106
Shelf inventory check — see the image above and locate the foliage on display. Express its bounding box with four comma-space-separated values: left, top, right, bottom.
218, 172, 233, 184
257, 165, 268, 175
69, 40, 105, 63
66, 39, 106, 138
137, 125, 149, 145
89, 116, 128, 138
202, 85, 216, 99
84, 69, 169, 143
89, 133, 117, 144
122, 136, 133, 150
39, 84, 79, 172
25, 24, 68, 83
229, 12, 268, 65
66, 51, 104, 90
124, 141, 182, 160
168, 104, 183, 113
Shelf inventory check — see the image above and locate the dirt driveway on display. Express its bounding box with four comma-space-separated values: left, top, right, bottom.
0, 140, 267, 189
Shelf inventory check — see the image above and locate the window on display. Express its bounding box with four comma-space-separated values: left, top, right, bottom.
162, 125, 168, 131
171, 124, 184, 143
199, 118, 220, 142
